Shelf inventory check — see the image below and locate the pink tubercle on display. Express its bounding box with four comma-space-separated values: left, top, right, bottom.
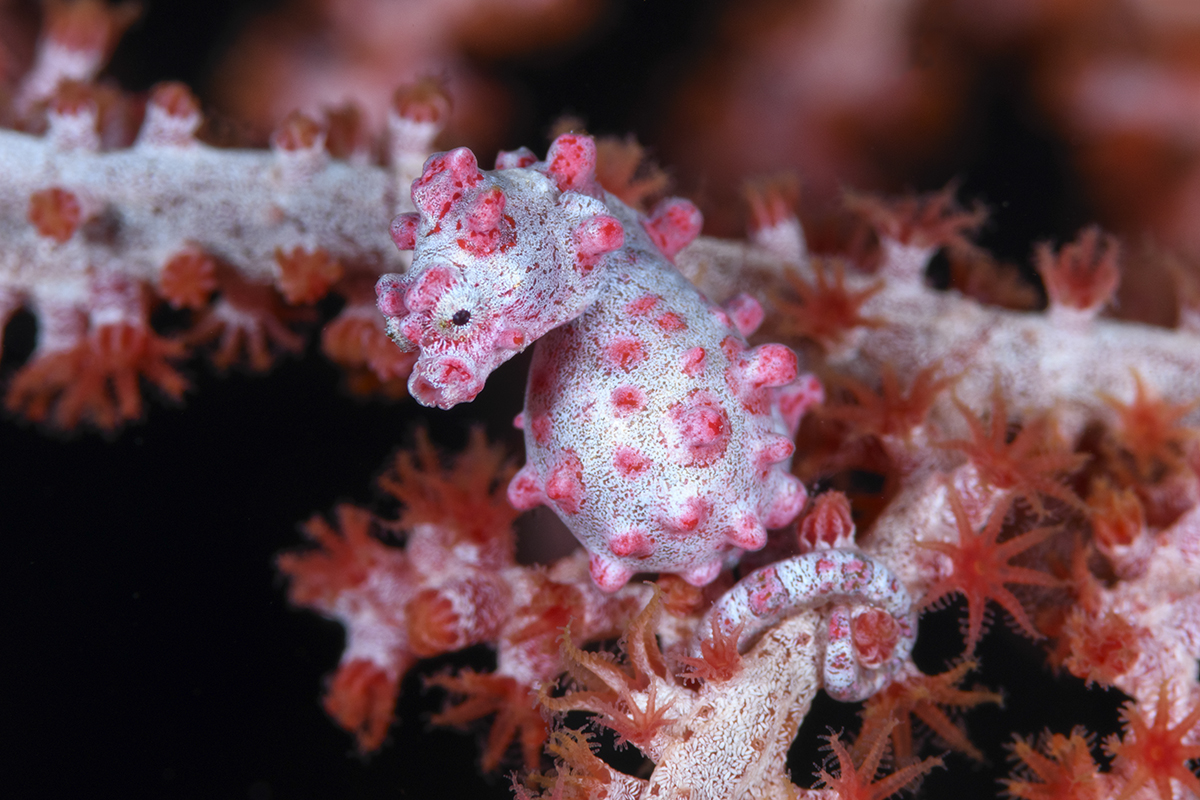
545, 134, 598, 194
753, 435, 795, 471
734, 344, 799, 393
403, 264, 458, 312
680, 347, 706, 377
609, 528, 655, 558
643, 197, 703, 261
747, 567, 787, 616
545, 452, 586, 515
681, 559, 723, 587
723, 294, 764, 337
412, 148, 484, 220
661, 391, 731, 467
763, 476, 806, 528
573, 215, 624, 273
495, 147, 537, 169
389, 213, 419, 251
662, 496, 710, 534
613, 445, 652, 478
777, 374, 825, 436
605, 336, 647, 372
728, 514, 767, 550
375, 274, 408, 317
588, 554, 635, 593
611, 385, 647, 416
506, 466, 544, 511
530, 414, 552, 445
626, 295, 659, 316
655, 312, 686, 332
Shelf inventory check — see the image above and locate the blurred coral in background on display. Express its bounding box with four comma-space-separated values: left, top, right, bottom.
209, 0, 607, 151
3, 1, 1200, 799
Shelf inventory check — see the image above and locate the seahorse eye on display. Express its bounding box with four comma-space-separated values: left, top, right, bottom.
450, 309, 472, 326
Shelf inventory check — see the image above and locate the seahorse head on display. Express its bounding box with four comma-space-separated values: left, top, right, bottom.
377, 135, 626, 408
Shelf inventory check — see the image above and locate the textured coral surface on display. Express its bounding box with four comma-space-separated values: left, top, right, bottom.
6, 2, 1200, 800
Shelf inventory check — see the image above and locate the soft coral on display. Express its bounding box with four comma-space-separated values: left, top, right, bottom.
426, 670, 549, 772
541, 589, 677, 751
277, 504, 413, 751
919, 488, 1063, 653
1101, 371, 1200, 484
813, 721, 943, 800
776, 259, 883, 353
857, 660, 1001, 765
941, 387, 1088, 515
1003, 728, 1105, 800
1104, 685, 1200, 800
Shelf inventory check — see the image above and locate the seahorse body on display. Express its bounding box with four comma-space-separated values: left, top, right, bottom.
379, 135, 821, 591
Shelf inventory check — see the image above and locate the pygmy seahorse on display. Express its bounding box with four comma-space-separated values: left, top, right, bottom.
377, 134, 822, 591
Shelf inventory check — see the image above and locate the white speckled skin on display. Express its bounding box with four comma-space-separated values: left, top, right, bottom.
696, 549, 916, 700
380, 134, 820, 591
511, 208, 810, 590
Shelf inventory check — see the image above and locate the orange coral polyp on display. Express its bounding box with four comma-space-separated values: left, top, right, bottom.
391, 78, 451, 125
778, 258, 883, 349
159, 248, 218, 310
824, 363, 956, 444
427, 670, 548, 772
44, 0, 139, 55
919, 489, 1062, 653
185, 271, 310, 372
323, 658, 399, 753
406, 588, 461, 657
5, 321, 187, 431
518, 729, 616, 800
543, 592, 677, 750
1088, 481, 1145, 550
593, 135, 671, 211
1003, 728, 1104, 800
845, 183, 986, 251
857, 660, 1002, 765
942, 388, 1088, 514
271, 111, 323, 152
277, 505, 389, 604
1104, 685, 1200, 800
1060, 608, 1144, 688
321, 311, 416, 389
677, 616, 743, 683
743, 174, 799, 232
146, 81, 200, 120
1102, 371, 1200, 481
28, 187, 83, 243
273, 246, 343, 305
380, 427, 519, 553
1035, 226, 1121, 313
814, 722, 943, 800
